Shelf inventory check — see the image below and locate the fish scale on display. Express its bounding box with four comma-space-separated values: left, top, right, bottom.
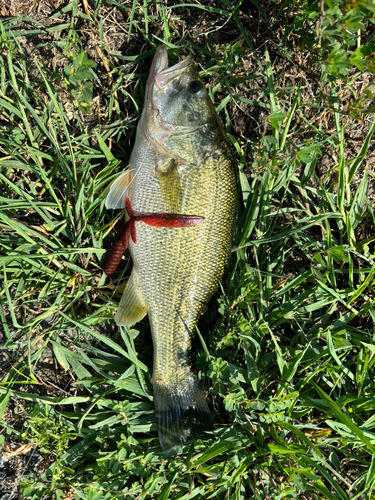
105, 45, 236, 454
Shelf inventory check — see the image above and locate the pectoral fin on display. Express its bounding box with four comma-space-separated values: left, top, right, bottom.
105, 171, 132, 210
155, 160, 181, 213
115, 271, 148, 326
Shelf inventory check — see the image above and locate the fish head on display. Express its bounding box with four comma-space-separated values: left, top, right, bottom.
142, 45, 224, 161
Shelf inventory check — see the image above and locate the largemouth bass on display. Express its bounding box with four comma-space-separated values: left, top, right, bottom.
105, 45, 237, 455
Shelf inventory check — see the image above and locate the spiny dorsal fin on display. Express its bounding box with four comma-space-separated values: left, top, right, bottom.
115, 270, 148, 326
105, 170, 132, 210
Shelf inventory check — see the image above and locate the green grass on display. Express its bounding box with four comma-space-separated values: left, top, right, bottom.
1, 0, 375, 498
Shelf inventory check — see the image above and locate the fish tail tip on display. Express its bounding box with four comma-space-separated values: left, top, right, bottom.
153, 377, 212, 455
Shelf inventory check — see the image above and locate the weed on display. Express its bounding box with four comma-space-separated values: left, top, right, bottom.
62, 49, 97, 116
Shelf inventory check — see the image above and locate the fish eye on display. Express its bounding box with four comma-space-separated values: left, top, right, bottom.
189, 80, 204, 94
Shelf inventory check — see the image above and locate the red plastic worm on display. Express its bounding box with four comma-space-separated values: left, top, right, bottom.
103, 198, 205, 275
103, 221, 130, 276
125, 198, 205, 231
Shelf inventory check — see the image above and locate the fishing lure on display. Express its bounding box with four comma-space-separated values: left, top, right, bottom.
104, 197, 205, 275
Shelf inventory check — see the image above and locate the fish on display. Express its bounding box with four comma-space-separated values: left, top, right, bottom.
105, 45, 237, 455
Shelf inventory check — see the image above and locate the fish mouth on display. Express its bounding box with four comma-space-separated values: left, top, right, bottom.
150, 45, 169, 79
154, 51, 193, 90
144, 46, 200, 153
148, 46, 193, 108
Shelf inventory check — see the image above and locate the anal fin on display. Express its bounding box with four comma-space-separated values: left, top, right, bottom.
105, 170, 132, 210
115, 270, 148, 326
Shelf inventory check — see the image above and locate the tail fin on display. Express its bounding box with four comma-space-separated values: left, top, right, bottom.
153, 376, 212, 455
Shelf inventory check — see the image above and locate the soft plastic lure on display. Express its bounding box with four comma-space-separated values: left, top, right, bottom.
104, 197, 205, 275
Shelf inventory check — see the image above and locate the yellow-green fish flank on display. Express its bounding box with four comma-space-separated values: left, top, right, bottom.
105, 46, 236, 455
